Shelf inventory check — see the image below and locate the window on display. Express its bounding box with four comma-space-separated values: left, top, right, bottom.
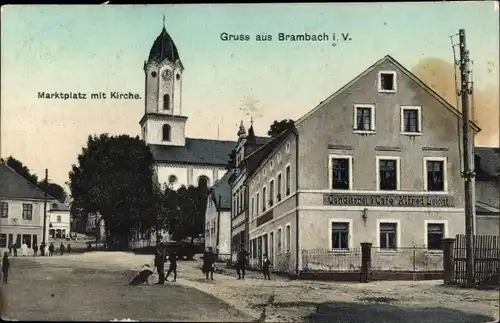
269, 232, 274, 261
57, 215, 61, 223
277, 173, 282, 202
263, 234, 268, 256
277, 153, 281, 162
237, 192, 240, 214
198, 176, 209, 188
377, 157, 399, 191
331, 222, 349, 249
329, 156, 352, 190
163, 94, 170, 110
401, 106, 422, 134
270, 160, 274, 169
262, 186, 266, 211
263, 168, 267, 176
427, 223, 445, 250
168, 175, 177, 185
22, 203, 33, 220
285, 224, 291, 253
277, 228, 282, 253
256, 193, 260, 215
286, 143, 291, 153
251, 197, 255, 218
379, 222, 397, 249
0, 202, 8, 218
269, 179, 274, 206
285, 165, 291, 196
425, 158, 446, 192
252, 239, 257, 258
162, 124, 171, 141
0, 234, 6, 248
232, 195, 236, 218
378, 71, 396, 92
354, 104, 375, 132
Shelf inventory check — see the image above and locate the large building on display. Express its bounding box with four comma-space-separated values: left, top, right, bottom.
0, 160, 50, 255
228, 122, 270, 263
242, 55, 488, 274
140, 22, 236, 190
204, 169, 233, 260
48, 200, 71, 240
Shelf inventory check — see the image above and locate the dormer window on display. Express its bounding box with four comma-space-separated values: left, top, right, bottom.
378, 71, 397, 93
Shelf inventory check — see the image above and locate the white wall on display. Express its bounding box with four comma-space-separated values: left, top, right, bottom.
144, 118, 186, 146
48, 210, 71, 238
157, 164, 188, 190
192, 167, 214, 187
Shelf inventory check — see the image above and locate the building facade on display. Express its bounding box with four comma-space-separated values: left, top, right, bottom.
228, 122, 269, 263
204, 170, 233, 260
48, 200, 71, 240
245, 55, 481, 273
0, 161, 50, 255
474, 148, 500, 235
140, 22, 235, 191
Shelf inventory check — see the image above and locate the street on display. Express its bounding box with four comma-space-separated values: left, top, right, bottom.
1, 256, 253, 321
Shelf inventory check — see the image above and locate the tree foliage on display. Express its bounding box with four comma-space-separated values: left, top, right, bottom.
68, 134, 156, 244
268, 119, 295, 138
6, 156, 67, 202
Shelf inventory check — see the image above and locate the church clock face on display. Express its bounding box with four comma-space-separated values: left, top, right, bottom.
161, 69, 172, 81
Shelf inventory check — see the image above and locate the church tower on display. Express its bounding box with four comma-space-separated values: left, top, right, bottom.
140, 17, 187, 147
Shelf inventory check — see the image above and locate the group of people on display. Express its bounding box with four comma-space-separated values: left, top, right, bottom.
7, 241, 71, 257
154, 243, 178, 284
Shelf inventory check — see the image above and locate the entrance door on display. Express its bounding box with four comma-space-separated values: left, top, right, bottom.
269, 232, 274, 262
8, 234, 13, 247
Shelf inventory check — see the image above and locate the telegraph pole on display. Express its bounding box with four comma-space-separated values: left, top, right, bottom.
42, 169, 48, 256
458, 29, 475, 286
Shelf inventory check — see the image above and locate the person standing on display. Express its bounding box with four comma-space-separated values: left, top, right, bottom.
262, 253, 271, 280
32, 243, 38, 257
8, 242, 12, 256
154, 244, 165, 285
1, 252, 9, 285
59, 243, 65, 256
40, 242, 46, 256
165, 249, 177, 282
67, 244, 71, 254
48, 242, 55, 256
236, 246, 249, 280
12, 244, 17, 257
202, 247, 216, 281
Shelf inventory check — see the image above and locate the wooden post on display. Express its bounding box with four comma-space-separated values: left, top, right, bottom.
360, 242, 372, 283
442, 238, 456, 285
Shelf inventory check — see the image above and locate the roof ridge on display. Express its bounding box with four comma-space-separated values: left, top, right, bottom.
1, 163, 56, 200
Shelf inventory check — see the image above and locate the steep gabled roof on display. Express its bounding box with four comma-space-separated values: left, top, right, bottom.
0, 163, 48, 200
245, 129, 295, 180
210, 169, 233, 211
475, 147, 500, 181
296, 55, 481, 132
150, 137, 237, 166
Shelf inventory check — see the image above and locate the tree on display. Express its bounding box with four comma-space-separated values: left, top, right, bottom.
226, 149, 236, 170
6, 156, 39, 185
6, 156, 67, 202
169, 185, 210, 242
268, 119, 295, 138
68, 134, 156, 249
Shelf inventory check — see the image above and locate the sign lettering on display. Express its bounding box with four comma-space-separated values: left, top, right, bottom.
322, 194, 454, 207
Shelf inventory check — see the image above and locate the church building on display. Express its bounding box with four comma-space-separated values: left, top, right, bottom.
140, 21, 236, 190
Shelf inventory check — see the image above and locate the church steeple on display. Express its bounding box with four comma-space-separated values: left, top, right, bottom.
237, 120, 247, 140
247, 116, 255, 140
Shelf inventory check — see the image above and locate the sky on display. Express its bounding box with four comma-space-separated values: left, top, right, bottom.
1, 3, 499, 191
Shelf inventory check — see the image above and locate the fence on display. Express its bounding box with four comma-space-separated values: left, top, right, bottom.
452, 234, 500, 285
371, 246, 443, 272
302, 248, 362, 272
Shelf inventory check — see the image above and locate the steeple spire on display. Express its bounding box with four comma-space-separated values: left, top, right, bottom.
163, 15, 166, 29
237, 120, 247, 140
247, 117, 256, 142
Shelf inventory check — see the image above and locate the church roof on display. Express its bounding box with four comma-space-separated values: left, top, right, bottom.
149, 138, 237, 167
148, 26, 181, 64
0, 162, 48, 200
211, 170, 233, 210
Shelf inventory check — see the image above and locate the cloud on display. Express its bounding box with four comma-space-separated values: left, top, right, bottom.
411, 58, 499, 147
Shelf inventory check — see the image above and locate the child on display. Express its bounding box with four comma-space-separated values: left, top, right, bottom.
2, 252, 9, 284
262, 253, 271, 280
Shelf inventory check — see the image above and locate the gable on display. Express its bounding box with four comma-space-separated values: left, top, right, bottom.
0, 163, 47, 200
296, 55, 481, 133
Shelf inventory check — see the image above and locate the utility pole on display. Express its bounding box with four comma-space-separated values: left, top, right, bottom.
42, 169, 48, 256
458, 28, 475, 286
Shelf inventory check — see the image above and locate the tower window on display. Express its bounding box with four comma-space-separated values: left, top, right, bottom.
162, 124, 171, 141
151, 71, 157, 78
176, 73, 180, 80
163, 94, 170, 110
